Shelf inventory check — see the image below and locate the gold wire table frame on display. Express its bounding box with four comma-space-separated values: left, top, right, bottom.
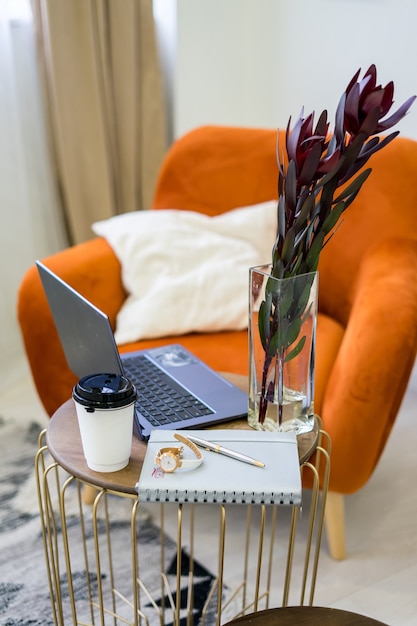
35, 418, 330, 625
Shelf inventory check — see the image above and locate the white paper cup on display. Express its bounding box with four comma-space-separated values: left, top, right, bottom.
72, 373, 137, 472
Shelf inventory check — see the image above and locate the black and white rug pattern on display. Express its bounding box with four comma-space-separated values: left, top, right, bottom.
0, 416, 224, 626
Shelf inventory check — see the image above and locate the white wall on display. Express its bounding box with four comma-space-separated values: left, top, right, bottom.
172, 0, 417, 142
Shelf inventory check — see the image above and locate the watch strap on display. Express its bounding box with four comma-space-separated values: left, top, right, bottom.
174, 433, 203, 460
180, 457, 203, 469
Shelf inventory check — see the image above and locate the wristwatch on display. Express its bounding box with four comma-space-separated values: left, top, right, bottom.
155, 433, 203, 473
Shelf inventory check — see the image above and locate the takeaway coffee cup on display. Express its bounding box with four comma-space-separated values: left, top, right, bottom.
72, 373, 137, 472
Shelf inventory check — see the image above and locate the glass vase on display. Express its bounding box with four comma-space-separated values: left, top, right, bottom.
248, 265, 318, 434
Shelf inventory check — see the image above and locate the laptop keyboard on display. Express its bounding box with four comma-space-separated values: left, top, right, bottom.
123, 355, 214, 427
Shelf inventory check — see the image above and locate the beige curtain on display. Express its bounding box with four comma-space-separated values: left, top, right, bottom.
31, 0, 167, 244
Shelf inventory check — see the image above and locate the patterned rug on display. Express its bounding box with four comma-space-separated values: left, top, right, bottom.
0, 416, 222, 626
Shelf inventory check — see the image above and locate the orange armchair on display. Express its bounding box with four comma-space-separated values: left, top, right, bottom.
18, 126, 417, 560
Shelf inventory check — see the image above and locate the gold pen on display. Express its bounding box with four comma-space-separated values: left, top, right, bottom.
186, 435, 265, 468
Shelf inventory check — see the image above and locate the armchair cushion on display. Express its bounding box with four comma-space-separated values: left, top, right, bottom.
92, 200, 277, 344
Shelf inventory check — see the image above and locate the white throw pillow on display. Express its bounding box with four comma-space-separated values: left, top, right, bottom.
92, 201, 277, 344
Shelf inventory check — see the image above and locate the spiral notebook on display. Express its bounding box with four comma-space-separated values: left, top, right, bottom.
135, 429, 302, 506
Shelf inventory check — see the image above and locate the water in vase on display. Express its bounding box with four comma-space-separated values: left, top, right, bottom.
248, 387, 314, 434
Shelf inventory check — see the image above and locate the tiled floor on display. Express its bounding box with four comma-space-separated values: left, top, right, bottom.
2, 358, 417, 625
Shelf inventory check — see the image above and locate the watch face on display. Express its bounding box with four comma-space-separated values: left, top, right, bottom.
159, 453, 178, 473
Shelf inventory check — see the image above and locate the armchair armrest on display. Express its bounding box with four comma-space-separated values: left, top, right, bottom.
322, 237, 417, 494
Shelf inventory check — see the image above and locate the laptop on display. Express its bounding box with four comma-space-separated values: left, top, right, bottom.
36, 261, 248, 440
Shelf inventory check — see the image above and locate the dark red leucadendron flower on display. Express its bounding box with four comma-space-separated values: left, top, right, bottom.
342, 64, 416, 138
273, 64, 416, 279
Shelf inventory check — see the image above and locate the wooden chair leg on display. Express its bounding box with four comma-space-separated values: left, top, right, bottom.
324, 491, 346, 560
82, 484, 97, 505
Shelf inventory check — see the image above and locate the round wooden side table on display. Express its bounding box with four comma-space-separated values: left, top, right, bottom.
224, 606, 389, 625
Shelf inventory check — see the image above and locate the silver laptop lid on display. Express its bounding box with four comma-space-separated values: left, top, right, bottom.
36, 261, 124, 379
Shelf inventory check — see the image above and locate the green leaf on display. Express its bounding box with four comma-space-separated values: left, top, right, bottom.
339, 134, 366, 173
285, 335, 306, 362
285, 316, 303, 347
293, 284, 314, 319
286, 160, 298, 214
258, 294, 272, 350
321, 200, 346, 235
305, 230, 325, 271
282, 227, 296, 265
258, 302, 267, 350
333, 168, 371, 203
277, 195, 286, 240
294, 193, 315, 232
269, 316, 288, 356
318, 176, 338, 220
265, 277, 294, 325
289, 252, 304, 276
271, 257, 285, 278
268, 330, 280, 357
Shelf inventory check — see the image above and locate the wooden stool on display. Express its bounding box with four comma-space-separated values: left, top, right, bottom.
224, 606, 388, 625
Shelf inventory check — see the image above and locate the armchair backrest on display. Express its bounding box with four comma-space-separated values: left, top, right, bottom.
152, 126, 278, 215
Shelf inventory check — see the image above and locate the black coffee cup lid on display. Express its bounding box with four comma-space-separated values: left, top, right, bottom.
73, 373, 136, 409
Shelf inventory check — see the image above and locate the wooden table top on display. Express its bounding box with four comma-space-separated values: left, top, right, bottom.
46, 372, 320, 495
224, 606, 388, 626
